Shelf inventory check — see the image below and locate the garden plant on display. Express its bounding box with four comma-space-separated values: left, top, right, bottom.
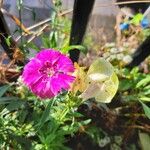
0, 0, 150, 150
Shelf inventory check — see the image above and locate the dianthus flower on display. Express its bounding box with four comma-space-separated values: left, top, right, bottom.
22, 49, 75, 99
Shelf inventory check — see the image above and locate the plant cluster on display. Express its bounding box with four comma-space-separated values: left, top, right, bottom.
0, 1, 149, 150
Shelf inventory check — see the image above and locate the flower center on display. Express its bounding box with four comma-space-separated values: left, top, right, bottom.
39, 61, 55, 77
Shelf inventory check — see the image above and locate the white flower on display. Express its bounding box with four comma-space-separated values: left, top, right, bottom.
116, 54, 124, 60
110, 48, 118, 54
123, 55, 133, 64
105, 42, 115, 48
119, 47, 124, 52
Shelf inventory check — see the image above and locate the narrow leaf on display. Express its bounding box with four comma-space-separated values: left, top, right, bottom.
139, 132, 150, 150
0, 85, 10, 97
36, 99, 55, 129
136, 76, 150, 88
0, 97, 19, 104
140, 96, 150, 102
139, 100, 150, 119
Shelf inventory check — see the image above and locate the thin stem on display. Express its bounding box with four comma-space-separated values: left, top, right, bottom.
123, 125, 150, 132
18, 0, 24, 52
59, 107, 69, 122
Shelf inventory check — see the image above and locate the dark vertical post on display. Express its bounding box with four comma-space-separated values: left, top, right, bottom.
0, 11, 24, 65
69, 0, 95, 62
0, 11, 14, 59
127, 36, 150, 67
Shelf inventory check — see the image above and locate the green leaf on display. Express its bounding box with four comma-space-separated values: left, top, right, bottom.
41, 35, 51, 48
72, 112, 84, 117
0, 85, 10, 97
143, 28, 150, 38
0, 97, 19, 104
139, 100, 150, 119
49, 31, 58, 48
19, 109, 28, 123
9, 134, 32, 150
26, 42, 40, 51
6, 100, 24, 110
31, 8, 36, 21
122, 95, 137, 101
119, 79, 133, 91
62, 45, 86, 54
136, 76, 150, 88
144, 84, 150, 90
139, 132, 150, 150
143, 89, 150, 96
5, 36, 11, 47
1, 100, 25, 116
139, 96, 150, 102
36, 99, 55, 129
80, 119, 91, 126
130, 13, 143, 25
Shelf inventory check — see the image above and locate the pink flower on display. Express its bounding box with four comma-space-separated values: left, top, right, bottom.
22, 49, 75, 99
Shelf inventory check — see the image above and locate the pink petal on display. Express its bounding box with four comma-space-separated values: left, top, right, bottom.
36, 49, 61, 65
50, 76, 62, 95
57, 55, 75, 73
50, 73, 75, 94
42, 79, 55, 98
22, 68, 41, 86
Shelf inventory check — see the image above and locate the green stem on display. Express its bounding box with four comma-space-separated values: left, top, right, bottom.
18, 0, 24, 53
59, 107, 69, 122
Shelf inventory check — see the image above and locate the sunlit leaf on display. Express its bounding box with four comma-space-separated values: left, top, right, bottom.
136, 76, 150, 88
5, 36, 11, 47
139, 100, 150, 119
139, 96, 150, 102
139, 132, 150, 150
62, 45, 86, 54
130, 13, 143, 25
144, 84, 150, 90
143, 89, 150, 96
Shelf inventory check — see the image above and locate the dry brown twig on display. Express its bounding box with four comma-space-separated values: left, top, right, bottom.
124, 125, 150, 133
0, 53, 20, 84
15, 9, 73, 42
27, 24, 49, 43
1, 8, 31, 34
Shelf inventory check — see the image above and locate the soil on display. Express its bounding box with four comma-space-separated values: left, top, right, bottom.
66, 98, 150, 150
